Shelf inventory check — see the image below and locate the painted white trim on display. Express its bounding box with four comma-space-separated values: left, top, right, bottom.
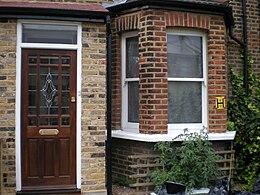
15, 22, 22, 191
121, 31, 139, 133
76, 24, 82, 189
167, 30, 208, 132
112, 130, 236, 142
167, 78, 204, 82
15, 20, 82, 191
20, 43, 79, 50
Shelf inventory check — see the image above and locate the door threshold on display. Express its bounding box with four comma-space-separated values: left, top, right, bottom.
17, 189, 81, 195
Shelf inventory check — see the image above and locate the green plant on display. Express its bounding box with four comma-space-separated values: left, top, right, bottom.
149, 129, 220, 192
112, 177, 135, 186
228, 58, 260, 191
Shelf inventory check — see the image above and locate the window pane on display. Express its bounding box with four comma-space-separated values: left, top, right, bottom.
28, 117, 37, 126
168, 82, 202, 123
28, 56, 37, 64
22, 24, 77, 44
128, 82, 139, 123
39, 118, 58, 126
62, 117, 70, 126
126, 36, 139, 78
167, 35, 202, 78
40, 56, 58, 65
62, 57, 70, 65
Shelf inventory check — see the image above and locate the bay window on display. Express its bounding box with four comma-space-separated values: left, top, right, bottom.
167, 30, 207, 131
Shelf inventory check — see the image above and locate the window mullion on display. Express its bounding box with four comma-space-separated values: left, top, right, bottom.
168, 78, 204, 82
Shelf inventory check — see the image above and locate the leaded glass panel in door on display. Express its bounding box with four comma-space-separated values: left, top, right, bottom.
21, 49, 77, 190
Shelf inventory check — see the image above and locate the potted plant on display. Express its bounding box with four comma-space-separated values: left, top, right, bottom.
149, 129, 221, 194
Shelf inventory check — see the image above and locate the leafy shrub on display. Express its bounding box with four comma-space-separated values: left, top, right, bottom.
228, 58, 260, 190
149, 129, 220, 192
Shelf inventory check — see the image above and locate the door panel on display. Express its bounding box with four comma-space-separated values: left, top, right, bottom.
21, 49, 77, 191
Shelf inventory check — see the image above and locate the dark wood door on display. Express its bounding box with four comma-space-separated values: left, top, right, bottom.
21, 49, 77, 191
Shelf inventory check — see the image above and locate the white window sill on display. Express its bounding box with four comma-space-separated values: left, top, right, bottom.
112, 130, 236, 142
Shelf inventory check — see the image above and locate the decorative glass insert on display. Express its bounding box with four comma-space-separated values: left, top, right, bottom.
22, 24, 77, 44
25, 52, 74, 128
40, 69, 58, 113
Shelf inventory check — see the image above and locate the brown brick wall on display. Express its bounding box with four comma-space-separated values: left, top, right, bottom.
111, 10, 228, 133
81, 22, 107, 194
228, 0, 260, 73
0, 19, 17, 195
0, 19, 107, 194
111, 138, 234, 193
139, 10, 168, 134
111, 18, 122, 130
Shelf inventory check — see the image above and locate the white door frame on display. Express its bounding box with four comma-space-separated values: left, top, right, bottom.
15, 20, 82, 191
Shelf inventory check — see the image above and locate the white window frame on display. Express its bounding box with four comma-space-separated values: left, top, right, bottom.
121, 31, 139, 133
167, 30, 208, 132
15, 20, 82, 191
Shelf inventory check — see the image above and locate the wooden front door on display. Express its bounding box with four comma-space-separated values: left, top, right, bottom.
21, 49, 77, 191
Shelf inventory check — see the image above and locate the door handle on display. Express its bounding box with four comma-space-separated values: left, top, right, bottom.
71, 96, 76, 102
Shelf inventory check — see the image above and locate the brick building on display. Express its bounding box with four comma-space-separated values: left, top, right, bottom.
0, 0, 258, 194
0, 1, 109, 194
228, 0, 260, 74
107, 0, 239, 192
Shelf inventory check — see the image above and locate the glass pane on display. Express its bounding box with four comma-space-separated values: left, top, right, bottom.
39, 118, 58, 126
40, 107, 48, 115
62, 107, 69, 115
40, 56, 59, 65
28, 117, 37, 126
22, 24, 77, 44
62, 92, 69, 106
167, 35, 202, 78
39, 118, 48, 125
28, 107, 36, 115
40, 66, 59, 76
50, 118, 58, 126
40, 67, 59, 115
28, 75, 36, 90
28, 56, 37, 64
28, 91, 36, 106
62, 117, 70, 126
62, 57, 70, 65
28, 66, 37, 74
168, 82, 202, 123
50, 107, 58, 115
62, 75, 70, 90
126, 36, 139, 78
128, 81, 139, 123
62, 67, 70, 74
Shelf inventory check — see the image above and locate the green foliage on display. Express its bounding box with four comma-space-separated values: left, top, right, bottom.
149, 129, 220, 192
228, 58, 260, 190
113, 177, 135, 186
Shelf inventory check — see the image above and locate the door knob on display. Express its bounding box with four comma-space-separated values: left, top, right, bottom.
71, 96, 76, 102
